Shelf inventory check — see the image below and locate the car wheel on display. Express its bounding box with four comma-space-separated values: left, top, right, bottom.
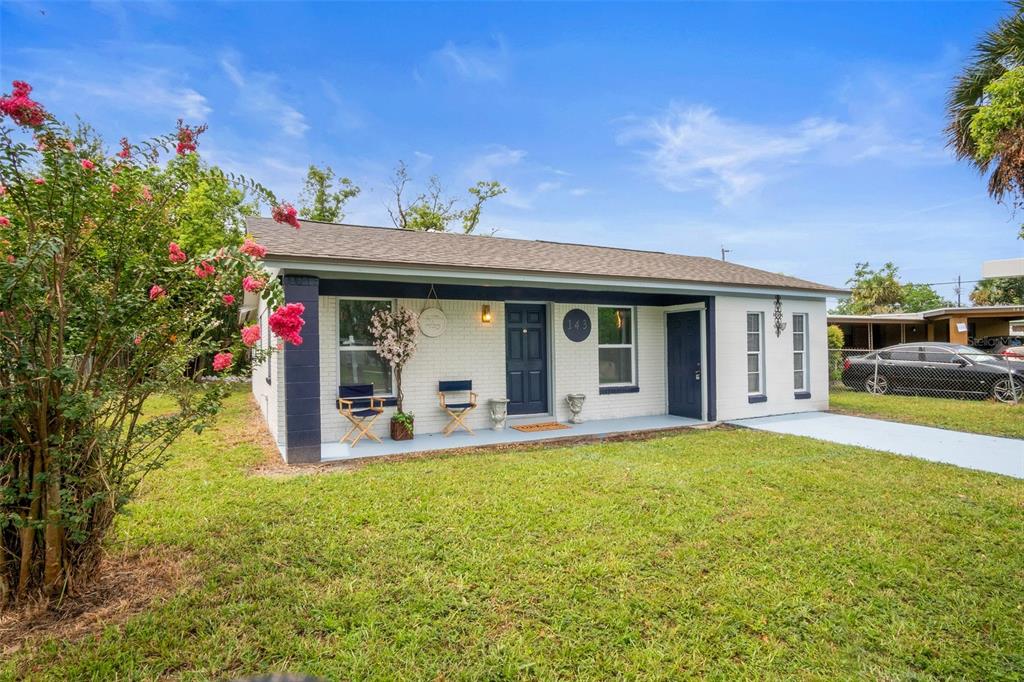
865, 374, 889, 395
991, 377, 1024, 404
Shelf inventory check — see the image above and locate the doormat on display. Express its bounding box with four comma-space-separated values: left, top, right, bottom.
511, 422, 571, 433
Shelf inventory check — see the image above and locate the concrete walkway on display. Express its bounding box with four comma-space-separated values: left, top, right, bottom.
729, 411, 1023, 479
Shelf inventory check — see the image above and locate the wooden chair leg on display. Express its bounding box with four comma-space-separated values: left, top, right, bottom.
341, 419, 360, 444
443, 409, 475, 436
341, 412, 383, 446
362, 413, 383, 444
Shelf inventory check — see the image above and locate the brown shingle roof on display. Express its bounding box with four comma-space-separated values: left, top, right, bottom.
246, 217, 845, 294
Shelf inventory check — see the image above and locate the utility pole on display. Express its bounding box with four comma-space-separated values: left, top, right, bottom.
954, 274, 962, 307
720, 245, 731, 262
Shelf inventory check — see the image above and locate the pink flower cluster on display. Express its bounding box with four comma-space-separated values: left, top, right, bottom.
194, 260, 215, 279
0, 216, 9, 227
212, 352, 234, 372
0, 81, 45, 127
272, 202, 301, 229
168, 242, 187, 263
240, 238, 267, 259
175, 120, 205, 156
242, 275, 266, 293
269, 302, 305, 346
80, 159, 95, 171
117, 137, 131, 160
141, 186, 153, 202
223, 293, 235, 306
241, 323, 261, 347
149, 285, 166, 300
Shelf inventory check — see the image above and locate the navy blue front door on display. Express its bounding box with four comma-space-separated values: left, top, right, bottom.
667, 311, 703, 419
506, 304, 548, 415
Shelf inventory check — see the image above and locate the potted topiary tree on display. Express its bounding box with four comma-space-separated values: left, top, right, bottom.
369, 306, 418, 440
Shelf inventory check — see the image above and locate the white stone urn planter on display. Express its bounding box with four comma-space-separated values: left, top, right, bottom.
489, 398, 511, 430
566, 393, 586, 424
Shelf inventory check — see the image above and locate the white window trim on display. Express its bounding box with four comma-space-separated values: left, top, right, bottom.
338, 297, 396, 397
793, 313, 809, 392
747, 312, 765, 396
597, 305, 638, 387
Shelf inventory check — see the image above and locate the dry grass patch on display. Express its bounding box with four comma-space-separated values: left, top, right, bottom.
1, 549, 191, 658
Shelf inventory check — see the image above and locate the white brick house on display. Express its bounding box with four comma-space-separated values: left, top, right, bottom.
247, 218, 845, 464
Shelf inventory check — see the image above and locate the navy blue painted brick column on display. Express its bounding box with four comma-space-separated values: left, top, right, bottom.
282, 275, 321, 463
705, 296, 717, 422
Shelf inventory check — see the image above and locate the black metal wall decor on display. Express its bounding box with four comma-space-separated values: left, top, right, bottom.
562, 308, 591, 342
773, 295, 787, 337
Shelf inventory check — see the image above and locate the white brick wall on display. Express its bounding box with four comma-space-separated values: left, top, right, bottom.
550, 303, 667, 422
714, 295, 829, 420
251, 296, 287, 455
319, 297, 507, 441
317, 298, 671, 441
255, 291, 832, 454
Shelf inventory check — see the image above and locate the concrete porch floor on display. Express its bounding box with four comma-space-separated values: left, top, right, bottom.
321, 414, 704, 462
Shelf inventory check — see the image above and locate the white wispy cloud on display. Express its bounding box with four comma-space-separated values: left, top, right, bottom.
462, 145, 527, 181
617, 103, 846, 204
319, 79, 364, 131
828, 68, 951, 166
201, 143, 309, 202
412, 150, 434, 170
431, 35, 509, 83
220, 50, 308, 138
45, 67, 210, 120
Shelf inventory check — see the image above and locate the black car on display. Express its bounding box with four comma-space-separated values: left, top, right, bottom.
841, 343, 1024, 403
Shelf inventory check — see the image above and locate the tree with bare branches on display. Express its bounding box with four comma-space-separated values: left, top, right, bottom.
386, 160, 505, 234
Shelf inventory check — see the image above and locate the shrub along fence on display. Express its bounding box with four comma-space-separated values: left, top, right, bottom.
829, 347, 1022, 405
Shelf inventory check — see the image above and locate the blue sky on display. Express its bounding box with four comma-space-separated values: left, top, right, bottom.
3, 1, 1022, 300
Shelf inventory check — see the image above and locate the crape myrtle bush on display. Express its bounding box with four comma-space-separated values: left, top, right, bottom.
0, 81, 306, 606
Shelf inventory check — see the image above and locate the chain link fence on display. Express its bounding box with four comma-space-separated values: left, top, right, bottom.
829, 345, 1023, 405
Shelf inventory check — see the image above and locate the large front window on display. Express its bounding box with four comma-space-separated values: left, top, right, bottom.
338, 299, 393, 394
598, 306, 635, 385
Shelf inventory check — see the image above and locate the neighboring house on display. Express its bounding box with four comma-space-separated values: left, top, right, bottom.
829, 306, 1024, 350
247, 218, 845, 464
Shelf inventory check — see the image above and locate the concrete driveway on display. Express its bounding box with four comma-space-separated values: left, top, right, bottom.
729, 411, 1023, 479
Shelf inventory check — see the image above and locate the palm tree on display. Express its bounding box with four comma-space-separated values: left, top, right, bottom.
946, 1, 1024, 199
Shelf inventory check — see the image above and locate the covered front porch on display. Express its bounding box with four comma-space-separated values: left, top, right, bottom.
268, 271, 721, 464
321, 413, 706, 462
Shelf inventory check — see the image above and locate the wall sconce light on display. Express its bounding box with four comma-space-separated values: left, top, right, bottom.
481, 304, 492, 324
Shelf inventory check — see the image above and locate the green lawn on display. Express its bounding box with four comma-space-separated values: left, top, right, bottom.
829, 389, 1024, 439
5, 389, 1023, 681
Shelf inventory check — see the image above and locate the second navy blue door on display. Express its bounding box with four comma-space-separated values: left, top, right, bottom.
667, 311, 703, 419
506, 304, 548, 415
